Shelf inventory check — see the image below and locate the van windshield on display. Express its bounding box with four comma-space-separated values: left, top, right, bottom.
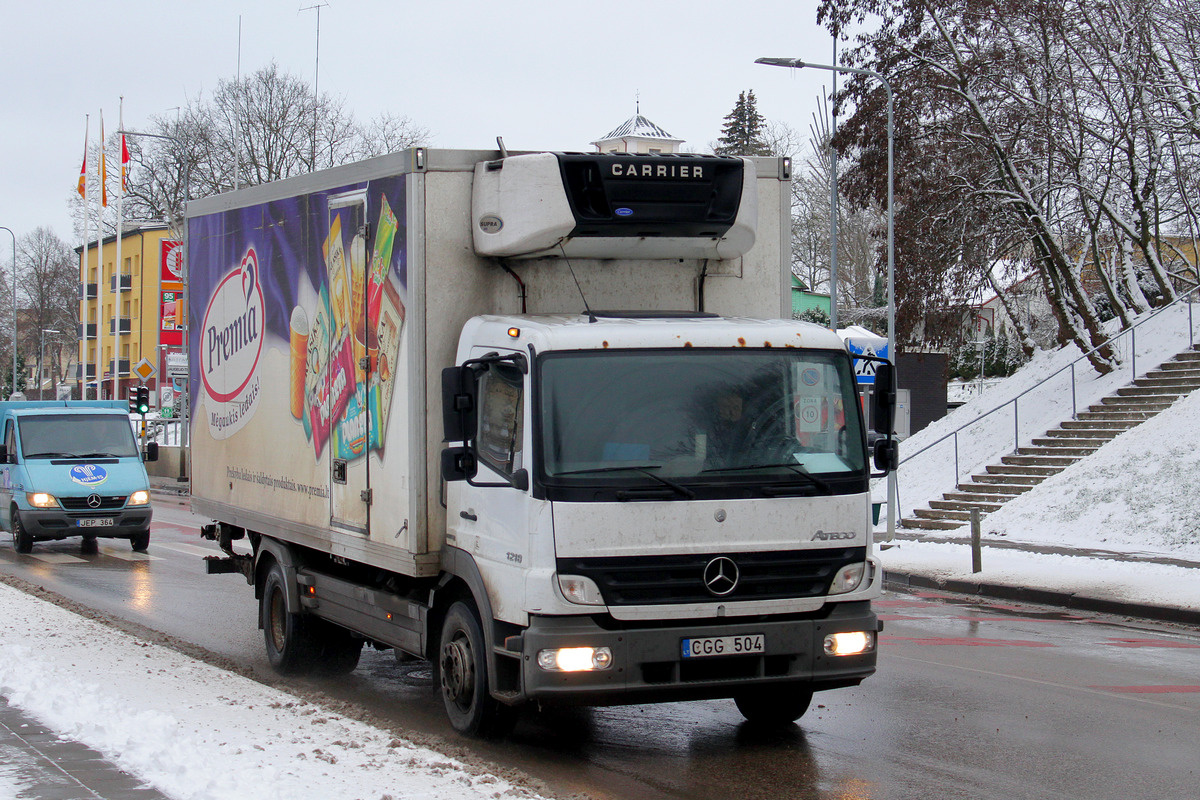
538, 348, 867, 499
20, 415, 139, 459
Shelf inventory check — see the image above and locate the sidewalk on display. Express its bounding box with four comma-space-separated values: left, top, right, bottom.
0, 697, 170, 800
879, 529, 1200, 627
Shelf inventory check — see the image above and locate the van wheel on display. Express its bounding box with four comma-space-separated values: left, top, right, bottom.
130, 530, 150, 552
261, 561, 319, 674
438, 600, 517, 738
11, 509, 32, 554
734, 684, 814, 726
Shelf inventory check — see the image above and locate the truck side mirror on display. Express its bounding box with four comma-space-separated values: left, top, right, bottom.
872, 362, 896, 437
441, 366, 478, 443
143, 441, 160, 463
873, 438, 900, 472
441, 446, 477, 482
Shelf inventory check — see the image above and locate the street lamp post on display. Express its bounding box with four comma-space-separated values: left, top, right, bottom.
40, 329, 60, 400
756, 56, 897, 540
118, 128, 190, 483
1, 226, 15, 398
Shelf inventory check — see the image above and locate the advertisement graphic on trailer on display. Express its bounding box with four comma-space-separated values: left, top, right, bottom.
188, 175, 408, 485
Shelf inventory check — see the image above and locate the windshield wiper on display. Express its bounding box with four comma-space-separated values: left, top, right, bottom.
76, 452, 123, 458
701, 462, 832, 493
553, 464, 695, 499
24, 452, 81, 459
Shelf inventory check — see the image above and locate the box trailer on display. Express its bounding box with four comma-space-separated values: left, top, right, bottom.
190, 148, 896, 736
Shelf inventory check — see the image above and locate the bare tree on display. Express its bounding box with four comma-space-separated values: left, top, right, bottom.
18, 227, 78, 395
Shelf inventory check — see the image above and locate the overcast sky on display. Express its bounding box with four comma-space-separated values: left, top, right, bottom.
0, 0, 843, 252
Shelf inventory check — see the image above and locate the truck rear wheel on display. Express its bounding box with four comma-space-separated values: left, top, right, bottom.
438, 600, 517, 738
734, 684, 814, 726
11, 509, 32, 554
261, 561, 320, 674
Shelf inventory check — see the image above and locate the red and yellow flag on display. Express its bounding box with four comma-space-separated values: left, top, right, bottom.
77, 122, 87, 198
120, 133, 130, 192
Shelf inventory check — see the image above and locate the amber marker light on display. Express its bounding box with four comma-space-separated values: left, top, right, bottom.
507, 327, 521, 338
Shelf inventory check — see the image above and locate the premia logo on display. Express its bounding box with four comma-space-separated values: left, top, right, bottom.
200, 247, 265, 439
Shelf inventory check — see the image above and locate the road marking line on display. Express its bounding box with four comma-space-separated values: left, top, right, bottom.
1102, 638, 1200, 649
98, 548, 159, 562
30, 553, 86, 564
154, 542, 221, 557
1089, 685, 1200, 694
883, 636, 1054, 647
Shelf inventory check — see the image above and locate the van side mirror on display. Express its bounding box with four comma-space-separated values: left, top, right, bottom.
143, 441, 159, 463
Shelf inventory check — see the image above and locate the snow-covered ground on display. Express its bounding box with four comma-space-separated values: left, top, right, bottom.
0, 580, 549, 800
876, 300, 1200, 613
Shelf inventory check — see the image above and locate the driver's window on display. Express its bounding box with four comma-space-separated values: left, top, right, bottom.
476, 364, 524, 476
4, 421, 15, 463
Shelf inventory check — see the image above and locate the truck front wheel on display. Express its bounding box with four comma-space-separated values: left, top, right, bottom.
438, 600, 516, 738
261, 561, 319, 674
11, 509, 32, 554
734, 684, 814, 726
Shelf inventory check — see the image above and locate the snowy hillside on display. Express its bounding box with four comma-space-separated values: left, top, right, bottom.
876, 300, 1200, 560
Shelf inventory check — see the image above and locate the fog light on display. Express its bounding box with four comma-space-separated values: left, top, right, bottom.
824, 631, 874, 656
536, 646, 614, 672
26, 492, 58, 508
128, 490, 150, 506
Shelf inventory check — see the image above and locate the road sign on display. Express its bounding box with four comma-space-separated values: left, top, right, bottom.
133, 358, 157, 382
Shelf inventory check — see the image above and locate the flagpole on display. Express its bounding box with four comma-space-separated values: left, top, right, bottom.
79, 115, 91, 398
116, 98, 125, 406
96, 111, 106, 400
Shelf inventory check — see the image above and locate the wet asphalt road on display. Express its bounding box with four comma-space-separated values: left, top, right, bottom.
2, 499, 1198, 800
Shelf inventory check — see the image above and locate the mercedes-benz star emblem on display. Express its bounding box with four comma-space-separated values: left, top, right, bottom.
87, 494, 102, 509
703, 556, 740, 597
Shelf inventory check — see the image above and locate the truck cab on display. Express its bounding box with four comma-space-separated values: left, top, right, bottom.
0, 401, 157, 553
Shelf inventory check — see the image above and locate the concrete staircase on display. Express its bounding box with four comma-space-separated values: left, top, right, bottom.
902, 344, 1200, 531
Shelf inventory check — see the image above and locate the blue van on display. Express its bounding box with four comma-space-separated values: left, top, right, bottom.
0, 401, 158, 554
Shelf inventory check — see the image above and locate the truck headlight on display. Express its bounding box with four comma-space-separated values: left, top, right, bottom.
824, 631, 875, 656
536, 646, 613, 672
26, 492, 58, 508
557, 574, 605, 606
127, 490, 151, 506
828, 562, 865, 595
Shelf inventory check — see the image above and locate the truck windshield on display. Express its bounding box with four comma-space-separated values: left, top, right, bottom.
20, 415, 139, 459
538, 349, 866, 498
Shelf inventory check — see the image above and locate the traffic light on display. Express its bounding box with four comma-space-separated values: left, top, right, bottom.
134, 385, 150, 415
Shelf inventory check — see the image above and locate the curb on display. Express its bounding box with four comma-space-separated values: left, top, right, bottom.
884, 570, 1200, 627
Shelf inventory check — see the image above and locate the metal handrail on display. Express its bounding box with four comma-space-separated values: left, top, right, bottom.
900, 286, 1200, 480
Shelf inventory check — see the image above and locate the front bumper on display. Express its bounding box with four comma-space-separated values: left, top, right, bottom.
19, 506, 152, 541
513, 601, 879, 706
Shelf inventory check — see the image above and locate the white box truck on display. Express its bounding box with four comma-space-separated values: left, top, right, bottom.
190, 148, 897, 736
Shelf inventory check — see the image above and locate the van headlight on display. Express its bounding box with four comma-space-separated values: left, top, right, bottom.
26, 492, 58, 508
127, 490, 151, 506
828, 562, 866, 595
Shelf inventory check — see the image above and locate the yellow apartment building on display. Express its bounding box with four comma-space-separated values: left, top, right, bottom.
76, 222, 185, 406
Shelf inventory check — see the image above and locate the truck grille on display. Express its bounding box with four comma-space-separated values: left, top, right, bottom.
557, 547, 865, 606
59, 495, 127, 511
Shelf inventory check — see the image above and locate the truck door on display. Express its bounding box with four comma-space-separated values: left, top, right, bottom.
448, 350, 534, 623
326, 191, 371, 533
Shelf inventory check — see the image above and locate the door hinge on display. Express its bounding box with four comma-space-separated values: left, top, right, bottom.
361, 488, 373, 504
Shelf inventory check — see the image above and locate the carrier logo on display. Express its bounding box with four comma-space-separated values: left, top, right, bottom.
703, 556, 740, 597
200, 247, 265, 439
811, 530, 857, 541
69, 464, 108, 486
609, 162, 706, 179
